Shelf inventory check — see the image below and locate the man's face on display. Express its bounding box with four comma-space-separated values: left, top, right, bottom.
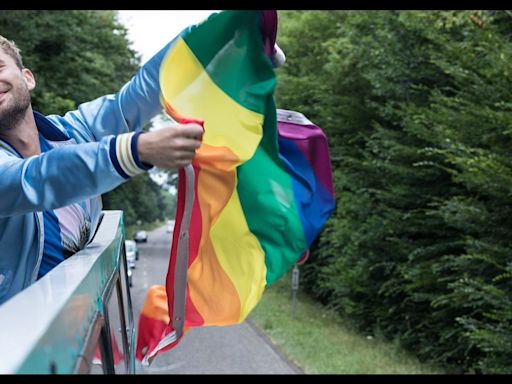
0, 49, 35, 133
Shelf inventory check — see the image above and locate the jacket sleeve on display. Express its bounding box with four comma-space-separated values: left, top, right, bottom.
0, 34, 185, 217
0, 131, 150, 218
46, 36, 180, 142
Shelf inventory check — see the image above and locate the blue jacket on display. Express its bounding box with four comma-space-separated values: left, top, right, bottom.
0, 38, 175, 304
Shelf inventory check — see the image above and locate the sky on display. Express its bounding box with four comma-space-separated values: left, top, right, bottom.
118, 10, 218, 65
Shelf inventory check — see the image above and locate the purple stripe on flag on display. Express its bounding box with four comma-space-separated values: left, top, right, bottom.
259, 11, 277, 57
278, 122, 334, 196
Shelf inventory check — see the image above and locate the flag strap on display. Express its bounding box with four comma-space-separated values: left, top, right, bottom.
172, 164, 195, 337
142, 164, 196, 366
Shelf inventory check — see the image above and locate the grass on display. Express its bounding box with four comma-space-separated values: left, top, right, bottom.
249, 272, 444, 374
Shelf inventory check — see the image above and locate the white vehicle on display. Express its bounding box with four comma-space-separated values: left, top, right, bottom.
134, 230, 148, 243
125, 240, 138, 270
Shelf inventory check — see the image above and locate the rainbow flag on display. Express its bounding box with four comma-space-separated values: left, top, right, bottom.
135, 10, 335, 364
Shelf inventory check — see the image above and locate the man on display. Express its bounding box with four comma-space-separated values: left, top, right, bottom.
0, 35, 203, 305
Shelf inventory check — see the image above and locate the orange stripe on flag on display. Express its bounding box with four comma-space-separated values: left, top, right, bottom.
188, 146, 241, 324
140, 285, 170, 323
188, 237, 241, 325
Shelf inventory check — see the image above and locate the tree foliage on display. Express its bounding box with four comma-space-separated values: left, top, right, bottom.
102, 172, 175, 226
0, 10, 140, 114
277, 10, 512, 373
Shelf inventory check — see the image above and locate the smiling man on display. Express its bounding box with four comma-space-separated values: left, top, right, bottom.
0, 35, 203, 304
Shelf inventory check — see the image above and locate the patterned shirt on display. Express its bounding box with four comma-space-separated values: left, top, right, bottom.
37, 133, 91, 279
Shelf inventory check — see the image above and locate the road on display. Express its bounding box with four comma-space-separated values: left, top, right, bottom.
129, 225, 301, 374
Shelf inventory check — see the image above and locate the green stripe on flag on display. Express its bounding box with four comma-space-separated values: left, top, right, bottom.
237, 99, 307, 285
182, 11, 276, 115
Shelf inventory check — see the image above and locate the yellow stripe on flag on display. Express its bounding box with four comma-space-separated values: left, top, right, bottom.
210, 187, 267, 321
187, 145, 267, 323
140, 285, 170, 323
187, 153, 242, 325
160, 38, 264, 163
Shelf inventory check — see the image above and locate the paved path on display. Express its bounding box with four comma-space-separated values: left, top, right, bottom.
129, 225, 301, 374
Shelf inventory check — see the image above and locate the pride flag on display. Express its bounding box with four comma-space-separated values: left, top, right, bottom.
136, 10, 335, 364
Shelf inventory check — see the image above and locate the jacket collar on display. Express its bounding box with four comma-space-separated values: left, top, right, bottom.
0, 138, 21, 156
0, 111, 69, 157
33, 111, 69, 141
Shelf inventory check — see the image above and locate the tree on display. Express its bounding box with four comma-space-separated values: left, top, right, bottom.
0, 11, 140, 115
276, 10, 512, 373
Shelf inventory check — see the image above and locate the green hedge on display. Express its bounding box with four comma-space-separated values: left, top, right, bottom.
277, 10, 512, 373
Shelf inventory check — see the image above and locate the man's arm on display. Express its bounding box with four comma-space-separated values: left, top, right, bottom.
47, 36, 181, 142
0, 122, 202, 218
0, 30, 205, 218
0, 136, 124, 217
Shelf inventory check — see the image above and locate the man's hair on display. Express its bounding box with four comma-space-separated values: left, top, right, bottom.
0, 35, 23, 69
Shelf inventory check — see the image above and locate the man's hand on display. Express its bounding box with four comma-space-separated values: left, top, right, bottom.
137, 123, 203, 169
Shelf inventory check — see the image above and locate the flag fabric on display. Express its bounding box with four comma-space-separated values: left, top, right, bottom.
135, 10, 335, 364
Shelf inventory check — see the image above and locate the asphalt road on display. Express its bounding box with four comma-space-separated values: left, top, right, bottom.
129, 225, 301, 374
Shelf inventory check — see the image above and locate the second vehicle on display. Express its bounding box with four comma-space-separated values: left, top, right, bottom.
134, 230, 148, 243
